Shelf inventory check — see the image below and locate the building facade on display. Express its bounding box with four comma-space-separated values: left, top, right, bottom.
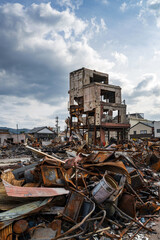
28, 127, 56, 141
127, 113, 153, 128
68, 68, 130, 145
154, 121, 160, 138
0, 129, 25, 146
129, 122, 154, 139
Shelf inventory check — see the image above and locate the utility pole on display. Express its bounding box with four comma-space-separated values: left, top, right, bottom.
55, 116, 59, 136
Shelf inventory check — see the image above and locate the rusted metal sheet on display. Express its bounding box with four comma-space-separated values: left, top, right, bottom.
151, 160, 160, 171
41, 166, 59, 186
118, 193, 136, 218
149, 152, 160, 171
3, 180, 69, 198
63, 191, 84, 223
0, 198, 52, 230
84, 161, 131, 184
130, 170, 144, 190
93, 152, 114, 163
0, 224, 12, 240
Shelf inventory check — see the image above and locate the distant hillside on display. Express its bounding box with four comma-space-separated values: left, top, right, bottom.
0, 127, 30, 134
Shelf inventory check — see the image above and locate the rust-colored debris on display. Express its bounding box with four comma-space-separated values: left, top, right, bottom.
3, 180, 69, 198
0, 137, 159, 239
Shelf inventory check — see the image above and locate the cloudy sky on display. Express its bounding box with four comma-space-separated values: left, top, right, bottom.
0, 0, 160, 129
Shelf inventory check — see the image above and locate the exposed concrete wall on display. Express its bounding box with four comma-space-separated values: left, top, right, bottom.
69, 67, 129, 143
0, 133, 25, 146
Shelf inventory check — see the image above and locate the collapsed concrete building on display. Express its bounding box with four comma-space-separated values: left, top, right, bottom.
68, 68, 130, 145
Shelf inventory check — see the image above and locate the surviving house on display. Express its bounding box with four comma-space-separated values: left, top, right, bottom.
129, 122, 154, 139
68, 68, 130, 145
28, 126, 56, 141
154, 121, 160, 138
127, 113, 153, 128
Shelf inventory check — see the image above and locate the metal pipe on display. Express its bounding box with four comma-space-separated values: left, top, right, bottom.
127, 183, 144, 204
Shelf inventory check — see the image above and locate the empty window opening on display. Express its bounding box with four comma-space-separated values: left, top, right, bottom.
101, 109, 112, 123
113, 110, 120, 123
7, 138, 13, 143
101, 109, 120, 123
74, 97, 83, 106
90, 74, 108, 84
101, 90, 115, 103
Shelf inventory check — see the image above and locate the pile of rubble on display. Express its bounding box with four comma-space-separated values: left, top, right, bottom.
0, 139, 159, 240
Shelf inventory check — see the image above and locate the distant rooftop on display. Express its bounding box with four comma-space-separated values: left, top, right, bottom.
28, 126, 55, 134
127, 113, 144, 119
130, 121, 154, 129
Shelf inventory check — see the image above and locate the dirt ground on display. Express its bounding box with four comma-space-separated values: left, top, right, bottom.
149, 218, 160, 240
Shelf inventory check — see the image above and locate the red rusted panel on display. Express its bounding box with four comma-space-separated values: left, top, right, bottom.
118, 193, 136, 218
63, 191, 84, 223
94, 152, 113, 163
41, 166, 59, 186
100, 127, 105, 145
84, 161, 131, 184
151, 160, 160, 171
3, 180, 69, 198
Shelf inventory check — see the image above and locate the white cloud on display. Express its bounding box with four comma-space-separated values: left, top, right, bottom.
0, 2, 114, 128
153, 49, 160, 59
56, 0, 83, 10
0, 96, 68, 129
112, 52, 128, 65
120, 1, 144, 13
95, 0, 109, 6
86, 17, 107, 40
124, 73, 160, 115
147, 0, 160, 27
100, 18, 107, 30
120, 2, 127, 12
137, 0, 143, 7
101, 0, 109, 5
108, 69, 160, 121
90, 17, 107, 33
138, 0, 160, 27
147, 0, 160, 9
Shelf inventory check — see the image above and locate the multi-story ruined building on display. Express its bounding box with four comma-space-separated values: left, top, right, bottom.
68, 68, 130, 145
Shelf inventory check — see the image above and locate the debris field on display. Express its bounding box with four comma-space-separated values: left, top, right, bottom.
0, 138, 159, 240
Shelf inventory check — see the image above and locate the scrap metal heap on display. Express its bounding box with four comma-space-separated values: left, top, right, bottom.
0, 138, 159, 239
68, 68, 130, 145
